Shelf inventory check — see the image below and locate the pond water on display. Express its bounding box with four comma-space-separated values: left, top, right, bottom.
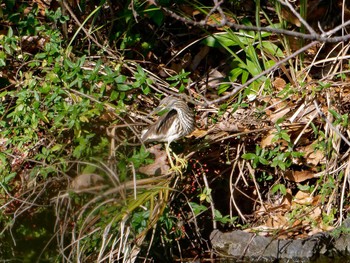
0, 209, 57, 262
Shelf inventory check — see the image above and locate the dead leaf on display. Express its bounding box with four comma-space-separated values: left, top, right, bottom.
311, 195, 321, 206
293, 190, 313, 205
199, 68, 226, 89
285, 170, 315, 182
281, 6, 301, 27
273, 77, 286, 91
320, 222, 335, 232
308, 227, 324, 236
291, 219, 302, 228
281, 189, 293, 208
260, 132, 276, 148
305, 148, 325, 166
289, 103, 316, 123
216, 120, 240, 132
188, 128, 207, 138
170, 53, 192, 73
179, 4, 200, 16
309, 206, 322, 221
138, 145, 170, 176
269, 108, 290, 123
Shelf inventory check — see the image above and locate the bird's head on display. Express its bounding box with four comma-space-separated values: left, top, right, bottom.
156, 96, 178, 111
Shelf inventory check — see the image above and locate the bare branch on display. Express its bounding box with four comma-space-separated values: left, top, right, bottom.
205, 41, 319, 105
153, 1, 350, 43
277, 0, 316, 35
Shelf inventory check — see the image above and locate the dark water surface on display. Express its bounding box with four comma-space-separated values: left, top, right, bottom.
0, 209, 57, 262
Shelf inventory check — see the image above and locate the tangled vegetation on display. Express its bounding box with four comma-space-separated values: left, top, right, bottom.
1, 0, 350, 262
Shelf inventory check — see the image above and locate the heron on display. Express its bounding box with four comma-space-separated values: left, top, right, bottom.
141, 96, 195, 174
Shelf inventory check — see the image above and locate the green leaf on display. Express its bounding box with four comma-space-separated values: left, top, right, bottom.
203, 34, 236, 48
51, 144, 62, 152
246, 59, 261, 76
214, 209, 223, 218
260, 41, 284, 57
278, 162, 286, 170
3, 172, 16, 184
218, 84, 231, 95
281, 132, 291, 142
265, 59, 276, 69
145, 6, 164, 26
82, 164, 97, 174
189, 202, 207, 215
64, 59, 75, 69
258, 156, 269, 165
328, 109, 340, 119
116, 84, 132, 91
242, 153, 257, 160
229, 67, 243, 82
297, 184, 311, 191
246, 46, 261, 72
7, 26, 13, 38
241, 70, 249, 84
110, 90, 119, 101
271, 184, 287, 195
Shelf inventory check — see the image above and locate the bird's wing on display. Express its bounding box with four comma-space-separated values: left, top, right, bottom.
141, 109, 178, 142
156, 109, 177, 134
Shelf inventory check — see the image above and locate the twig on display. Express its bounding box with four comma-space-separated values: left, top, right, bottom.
277, 0, 316, 35
339, 156, 350, 225
205, 41, 319, 106
229, 157, 247, 222
152, 0, 350, 43
202, 172, 217, 230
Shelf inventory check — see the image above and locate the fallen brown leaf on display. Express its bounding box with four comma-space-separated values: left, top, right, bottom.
273, 77, 286, 91
281, 188, 293, 208
304, 143, 325, 166
269, 108, 290, 123
285, 170, 315, 182
293, 190, 313, 205
138, 144, 170, 176
260, 132, 276, 148
309, 206, 322, 221
188, 128, 208, 138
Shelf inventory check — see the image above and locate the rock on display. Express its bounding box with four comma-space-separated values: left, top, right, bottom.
210, 222, 350, 262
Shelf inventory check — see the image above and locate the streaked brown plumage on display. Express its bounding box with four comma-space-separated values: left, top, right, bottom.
141, 96, 195, 173
141, 96, 194, 143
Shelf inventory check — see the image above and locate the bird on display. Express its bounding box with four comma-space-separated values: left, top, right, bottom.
141, 96, 195, 174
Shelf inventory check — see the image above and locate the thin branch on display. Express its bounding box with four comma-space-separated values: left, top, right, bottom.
152, 0, 350, 43
277, 0, 316, 35
205, 41, 318, 105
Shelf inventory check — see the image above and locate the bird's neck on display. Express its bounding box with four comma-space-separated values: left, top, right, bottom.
173, 104, 191, 130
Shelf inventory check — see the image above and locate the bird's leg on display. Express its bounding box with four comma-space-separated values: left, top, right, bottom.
172, 151, 188, 169
166, 143, 181, 175
165, 143, 175, 168
165, 143, 188, 175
